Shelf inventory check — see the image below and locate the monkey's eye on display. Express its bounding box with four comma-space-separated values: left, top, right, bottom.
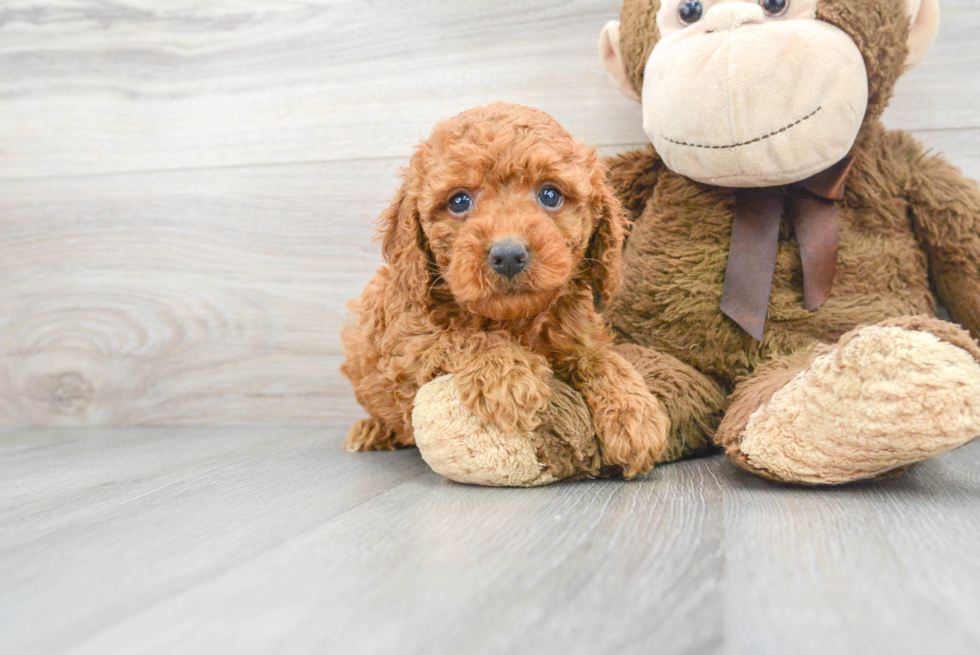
678, 1, 704, 25
759, 0, 789, 16
537, 186, 563, 209
448, 191, 473, 214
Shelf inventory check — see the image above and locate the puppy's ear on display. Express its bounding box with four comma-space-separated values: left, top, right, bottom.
585, 182, 630, 307
378, 168, 433, 307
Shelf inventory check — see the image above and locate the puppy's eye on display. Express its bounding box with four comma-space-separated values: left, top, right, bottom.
678, 1, 704, 25
537, 186, 563, 209
448, 192, 473, 214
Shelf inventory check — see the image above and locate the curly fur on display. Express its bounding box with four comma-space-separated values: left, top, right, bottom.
341, 103, 668, 478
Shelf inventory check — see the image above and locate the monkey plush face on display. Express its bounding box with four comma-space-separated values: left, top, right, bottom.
600, 0, 941, 188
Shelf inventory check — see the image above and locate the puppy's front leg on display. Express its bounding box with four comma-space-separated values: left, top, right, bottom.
451, 336, 554, 434
570, 349, 669, 479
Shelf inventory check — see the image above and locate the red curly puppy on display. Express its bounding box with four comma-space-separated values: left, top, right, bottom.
341, 103, 668, 478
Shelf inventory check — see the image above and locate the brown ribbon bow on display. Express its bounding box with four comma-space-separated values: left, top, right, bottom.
719, 157, 855, 342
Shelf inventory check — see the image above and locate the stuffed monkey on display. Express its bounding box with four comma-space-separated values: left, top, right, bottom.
413, 0, 980, 486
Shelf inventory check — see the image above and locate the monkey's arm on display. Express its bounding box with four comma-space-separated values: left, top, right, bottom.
603, 144, 664, 223
906, 145, 980, 341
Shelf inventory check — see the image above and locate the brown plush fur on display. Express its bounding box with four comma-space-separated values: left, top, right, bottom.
342, 103, 669, 478
527, 378, 604, 481
717, 315, 980, 483
605, 0, 980, 480
613, 344, 726, 463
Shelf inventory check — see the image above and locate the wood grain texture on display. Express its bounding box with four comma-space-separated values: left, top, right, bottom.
1, 0, 980, 425
0, 159, 395, 425
1, 428, 978, 655
0, 0, 976, 181
724, 457, 980, 655
0, 0, 647, 180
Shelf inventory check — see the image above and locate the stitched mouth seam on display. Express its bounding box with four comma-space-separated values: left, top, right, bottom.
661, 106, 823, 150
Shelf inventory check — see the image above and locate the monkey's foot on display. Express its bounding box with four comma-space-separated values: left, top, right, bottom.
722, 317, 980, 484
412, 375, 602, 487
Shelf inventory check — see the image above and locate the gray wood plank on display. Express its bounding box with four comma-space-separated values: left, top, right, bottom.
0, 0, 645, 180
0, 1, 977, 180
2, 429, 979, 655
0, 159, 397, 425
79, 463, 723, 655
723, 442, 980, 655
0, 426, 429, 654
0, 427, 724, 655
883, 0, 980, 132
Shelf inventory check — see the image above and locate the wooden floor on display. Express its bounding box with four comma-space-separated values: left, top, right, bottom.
3, 1, 980, 653
1, 428, 979, 655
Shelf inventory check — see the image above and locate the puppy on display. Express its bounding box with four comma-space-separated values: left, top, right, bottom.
341, 103, 668, 478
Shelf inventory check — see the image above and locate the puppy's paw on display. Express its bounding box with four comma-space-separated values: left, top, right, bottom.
455, 364, 553, 433
344, 417, 405, 452
590, 383, 669, 479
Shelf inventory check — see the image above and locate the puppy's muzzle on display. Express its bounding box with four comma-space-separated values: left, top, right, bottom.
487, 239, 530, 279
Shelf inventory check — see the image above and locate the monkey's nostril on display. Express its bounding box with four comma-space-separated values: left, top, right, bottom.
488, 240, 530, 279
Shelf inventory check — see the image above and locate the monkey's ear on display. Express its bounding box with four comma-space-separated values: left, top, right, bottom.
378, 179, 432, 307
905, 0, 940, 69
599, 21, 641, 103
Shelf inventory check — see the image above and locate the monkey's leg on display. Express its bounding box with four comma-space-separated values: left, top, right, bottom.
412, 346, 727, 487
716, 316, 980, 485
413, 375, 601, 487
613, 344, 727, 464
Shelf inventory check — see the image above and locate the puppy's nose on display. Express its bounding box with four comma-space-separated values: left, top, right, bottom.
488, 240, 529, 278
